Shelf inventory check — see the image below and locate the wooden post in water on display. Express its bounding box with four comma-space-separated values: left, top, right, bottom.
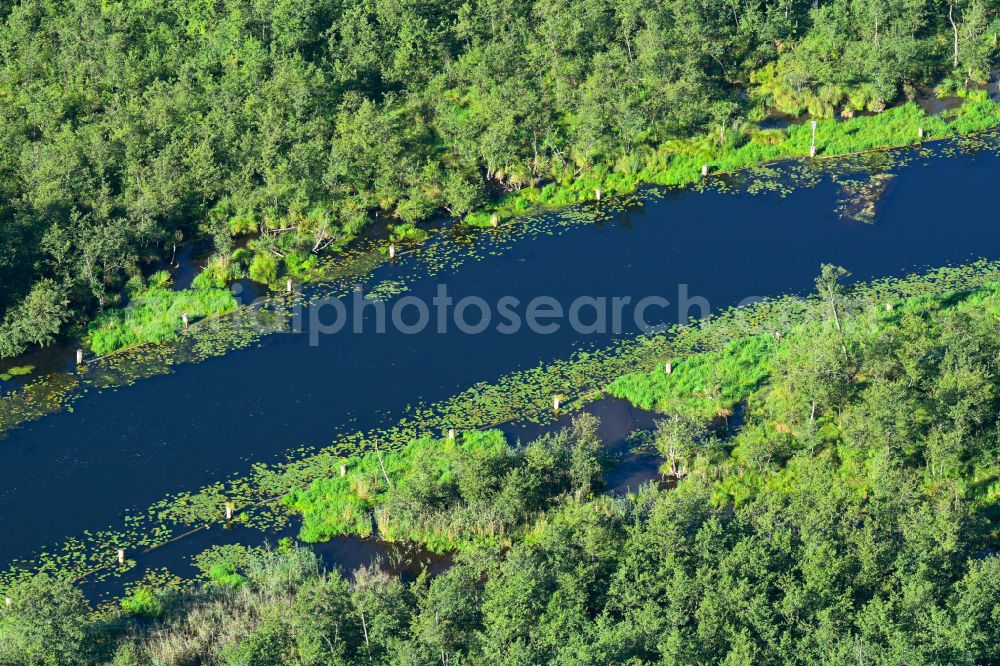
182, 313, 189, 329
447, 428, 456, 441
225, 503, 233, 520
490, 213, 499, 228
701, 164, 709, 178
76, 348, 84, 366
595, 188, 602, 202
553, 396, 561, 412
665, 361, 672, 375
117, 549, 125, 565
339, 464, 347, 477
286, 279, 293, 293
809, 144, 816, 158
388, 244, 396, 260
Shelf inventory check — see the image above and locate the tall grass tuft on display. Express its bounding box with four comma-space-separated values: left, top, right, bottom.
87, 272, 237, 356
608, 334, 778, 420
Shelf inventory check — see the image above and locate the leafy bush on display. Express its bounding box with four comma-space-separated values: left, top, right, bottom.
0, 279, 71, 359
388, 223, 430, 244
248, 254, 279, 285
286, 417, 606, 551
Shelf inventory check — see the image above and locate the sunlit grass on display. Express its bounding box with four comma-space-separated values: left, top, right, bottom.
87, 272, 237, 356
468, 96, 1000, 226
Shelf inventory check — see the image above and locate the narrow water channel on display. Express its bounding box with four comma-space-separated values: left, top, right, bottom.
2, 135, 1000, 572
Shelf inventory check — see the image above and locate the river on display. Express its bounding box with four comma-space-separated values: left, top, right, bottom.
2, 132, 1000, 583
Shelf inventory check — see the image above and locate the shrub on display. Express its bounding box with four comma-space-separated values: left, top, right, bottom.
249, 253, 279, 285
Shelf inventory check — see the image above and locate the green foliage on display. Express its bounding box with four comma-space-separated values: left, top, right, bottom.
146, 272, 172, 291
653, 414, 720, 477
191, 256, 246, 290
0, 279, 71, 359
608, 334, 778, 419
120, 587, 164, 619
286, 416, 607, 551
2, 0, 999, 356
208, 564, 247, 591
0, 574, 88, 665
86, 283, 237, 356
248, 254, 279, 286
194, 545, 254, 589
219, 616, 291, 666
388, 223, 430, 244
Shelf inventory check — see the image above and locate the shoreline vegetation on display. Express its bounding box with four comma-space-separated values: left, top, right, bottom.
7, 265, 1000, 662
3, 0, 1000, 360
85, 272, 237, 356
464, 93, 1000, 227
4, 259, 1000, 600
36, 93, 1000, 361
285, 421, 608, 554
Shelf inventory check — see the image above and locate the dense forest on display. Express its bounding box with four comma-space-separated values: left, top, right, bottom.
2, 0, 1000, 356
6, 272, 1000, 664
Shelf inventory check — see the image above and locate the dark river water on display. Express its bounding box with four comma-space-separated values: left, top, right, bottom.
2, 136, 1000, 576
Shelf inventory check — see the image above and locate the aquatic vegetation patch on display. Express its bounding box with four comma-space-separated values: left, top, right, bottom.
834, 173, 897, 222
365, 279, 409, 302
0, 365, 34, 382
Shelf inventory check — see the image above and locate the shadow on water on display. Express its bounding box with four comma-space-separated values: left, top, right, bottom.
758, 111, 810, 131
916, 94, 964, 117
169, 242, 215, 291
500, 395, 753, 498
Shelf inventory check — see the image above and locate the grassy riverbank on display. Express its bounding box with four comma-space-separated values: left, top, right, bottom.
607, 334, 778, 421
467, 94, 1000, 226
66, 94, 1000, 358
